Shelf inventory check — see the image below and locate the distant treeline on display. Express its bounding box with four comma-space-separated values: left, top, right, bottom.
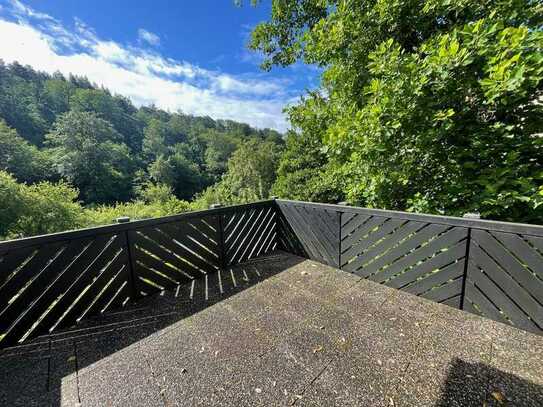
0, 60, 284, 239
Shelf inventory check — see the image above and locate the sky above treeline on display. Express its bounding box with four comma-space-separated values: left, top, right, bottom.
0, 0, 321, 132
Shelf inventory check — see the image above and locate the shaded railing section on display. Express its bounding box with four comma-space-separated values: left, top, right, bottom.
0, 201, 277, 348
275, 200, 543, 335
2, 198, 542, 348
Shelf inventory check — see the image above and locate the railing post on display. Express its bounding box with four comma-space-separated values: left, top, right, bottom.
459, 212, 478, 310
337, 202, 349, 270
118, 217, 139, 301
210, 204, 227, 270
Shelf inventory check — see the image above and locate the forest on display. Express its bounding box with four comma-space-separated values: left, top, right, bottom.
1, 0, 542, 240
0, 61, 284, 239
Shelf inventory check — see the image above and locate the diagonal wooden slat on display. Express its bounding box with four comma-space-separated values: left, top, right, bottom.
0, 201, 282, 348
224, 209, 261, 258
158, 223, 219, 272
276, 213, 306, 257
468, 236, 543, 331
421, 278, 463, 303
368, 226, 467, 283
0, 233, 126, 346
228, 208, 270, 263
471, 230, 543, 304
236, 208, 276, 263
133, 233, 198, 280
277, 204, 326, 263
404, 261, 464, 296
227, 206, 277, 264
0, 242, 65, 312
0, 237, 94, 335
341, 216, 388, 252
295, 205, 338, 264
76, 253, 129, 320
279, 204, 323, 262
0, 246, 36, 288
344, 223, 445, 275
463, 278, 510, 325
466, 263, 540, 333
342, 220, 426, 271
490, 231, 543, 280
386, 241, 466, 290
341, 218, 406, 266
341, 212, 359, 228
277, 202, 340, 267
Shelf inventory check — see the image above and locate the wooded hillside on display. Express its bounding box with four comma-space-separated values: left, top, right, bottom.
0, 61, 283, 238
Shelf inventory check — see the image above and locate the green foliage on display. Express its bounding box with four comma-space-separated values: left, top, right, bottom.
202, 130, 240, 180
148, 148, 205, 200
253, 0, 543, 222
195, 139, 283, 206
0, 171, 83, 239
0, 120, 51, 183
45, 111, 136, 204
272, 131, 343, 202
0, 59, 286, 239
0, 170, 193, 238
71, 88, 143, 151
0, 62, 49, 145
0, 60, 282, 209
84, 183, 192, 227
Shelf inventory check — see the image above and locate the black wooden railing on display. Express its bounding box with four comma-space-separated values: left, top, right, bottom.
276, 200, 543, 335
0, 201, 277, 348
1, 199, 542, 348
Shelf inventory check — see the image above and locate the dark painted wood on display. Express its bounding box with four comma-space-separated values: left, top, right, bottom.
277, 199, 543, 236
466, 264, 540, 333
3, 198, 543, 347
469, 242, 543, 329
421, 278, 464, 303
388, 242, 466, 290
471, 230, 543, 304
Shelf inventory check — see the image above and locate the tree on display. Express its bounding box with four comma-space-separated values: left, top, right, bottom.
43, 78, 74, 118
70, 88, 143, 151
272, 131, 343, 202
250, 0, 543, 222
196, 139, 283, 206
0, 60, 286, 216
0, 62, 49, 145
45, 111, 135, 204
142, 118, 170, 161
148, 146, 206, 200
202, 130, 239, 179
0, 171, 83, 239
0, 120, 51, 183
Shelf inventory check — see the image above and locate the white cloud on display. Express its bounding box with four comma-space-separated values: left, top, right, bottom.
138, 28, 160, 46
0, 1, 294, 131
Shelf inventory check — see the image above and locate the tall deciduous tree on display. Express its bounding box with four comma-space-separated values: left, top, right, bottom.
196, 139, 283, 206
252, 0, 543, 222
0, 120, 51, 183
45, 111, 135, 204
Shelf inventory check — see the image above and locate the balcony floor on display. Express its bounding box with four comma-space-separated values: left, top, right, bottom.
1, 251, 542, 406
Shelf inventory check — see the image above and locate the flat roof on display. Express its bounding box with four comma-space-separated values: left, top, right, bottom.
1, 251, 542, 406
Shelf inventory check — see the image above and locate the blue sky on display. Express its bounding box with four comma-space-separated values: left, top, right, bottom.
0, 0, 321, 131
